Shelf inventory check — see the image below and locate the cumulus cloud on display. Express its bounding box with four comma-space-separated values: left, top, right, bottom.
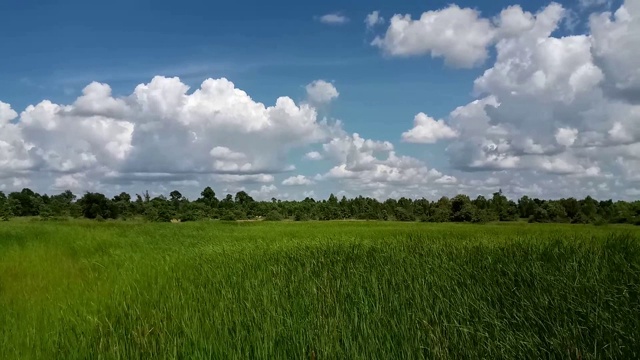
395, 1, 639, 198
402, 113, 458, 143
0, 76, 339, 195
318, 13, 349, 25
372, 5, 496, 68
304, 151, 323, 160
365, 11, 385, 29
590, 1, 640, 103
282, 175, 314, 186
371, 3, 573, 69
0, 101, 18, 123
212, 174, 275, 184
3, 1, 640, 201
305, 80, 339, 105
555, 128, 579, 147
315, 131, 458, 199
579, 0, 612, 10
249, 184, 280, 200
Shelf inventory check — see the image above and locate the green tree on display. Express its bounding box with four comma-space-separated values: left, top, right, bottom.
265, 210, 284, 221
78, 192, 118, 219
198, 186, 219, 208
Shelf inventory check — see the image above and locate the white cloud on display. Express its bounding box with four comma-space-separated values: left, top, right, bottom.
402, 113, 458, 143
282, 175, 314, 186
391, 1, 639, 199
210, 146, 247, 161
372, 5, 496, 68
53, 173, 87, 191
305, 80, 339, 105
212, 174, 275, 184
555, 127, 579, 147
3, 1, 640, 201
318, 13, 349, 25
580, 0, 612, 10
365, 11, 385, 29
590, 1, 640, 103
304, 151, 323, 160
0, 101, 18, 124
494, 5, 536, 38
317, 131, 457, 199
249, 184, 281, 200
0, 76, 339, 195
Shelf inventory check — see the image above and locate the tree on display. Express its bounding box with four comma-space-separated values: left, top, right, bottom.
8, 188, 42, 216
518, 196, 536, 219
170, 190, 183, 203
78, 192, 118, 219
429, 196, 452, 222
0, 200, 13, 221
234, 191, 254, 206
544, 202, 567, 222
265, 210, 284, 221
394, 207, 415, 222
560, 198, 580, 220
220, 194, 235, 210
198, 186, 218, 208
113, 192, 131, 203
491, 190, 518, 221
530, 206, 550, 223
169, 190, 184, 211
451, 195, 474, 222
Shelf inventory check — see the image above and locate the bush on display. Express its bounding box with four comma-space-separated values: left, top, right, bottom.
294, 211, 310, 221
593, 218, 608, 226
265, 210, 284, 221
471, 209, 491, 224
220, 211, 236, 221
220, 210, 247, 221
180, 210, 203, 222
1, 204, 13, 221
394, 207, 415, 222
571, 212, 590, 224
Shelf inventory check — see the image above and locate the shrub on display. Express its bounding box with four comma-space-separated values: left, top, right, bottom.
265, 210, 284, 221
294, 211, 310, 221
220, 210, 247, 221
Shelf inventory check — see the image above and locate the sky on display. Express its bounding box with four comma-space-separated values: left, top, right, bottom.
0, 0, 639, 201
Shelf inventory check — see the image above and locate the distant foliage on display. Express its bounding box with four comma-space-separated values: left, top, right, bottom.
265, 210, 284, 221
0, 187, 638, 225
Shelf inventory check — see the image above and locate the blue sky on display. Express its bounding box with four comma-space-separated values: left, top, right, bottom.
0, 0, 638, 200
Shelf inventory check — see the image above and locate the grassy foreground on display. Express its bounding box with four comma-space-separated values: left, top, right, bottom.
1, 221, 639, 359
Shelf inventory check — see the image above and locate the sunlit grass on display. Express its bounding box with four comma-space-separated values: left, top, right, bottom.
1, 221, 639, 359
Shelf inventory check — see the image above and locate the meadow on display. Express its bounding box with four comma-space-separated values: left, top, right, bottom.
1, 220, 639, 359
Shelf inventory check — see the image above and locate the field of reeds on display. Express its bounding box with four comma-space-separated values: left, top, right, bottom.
1, 220, 639, 359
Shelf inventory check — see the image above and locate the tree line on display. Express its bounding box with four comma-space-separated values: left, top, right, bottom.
0, 187, 639, 225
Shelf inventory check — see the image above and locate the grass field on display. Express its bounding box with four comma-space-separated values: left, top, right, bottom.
1, 221, 639, 359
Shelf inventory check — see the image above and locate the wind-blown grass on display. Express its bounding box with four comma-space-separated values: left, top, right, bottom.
1, 221, 639, 359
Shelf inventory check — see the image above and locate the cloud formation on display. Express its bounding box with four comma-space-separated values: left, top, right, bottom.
372, 5, 496, 68
402, 113, 458, 144
365, 11, 385, 29
318, 13, 349, 25
2, 1, 640, 201
396, 0, 640, 199
282, 175, 314, 186
305, 80, 339, 105
0, 76, 339, 196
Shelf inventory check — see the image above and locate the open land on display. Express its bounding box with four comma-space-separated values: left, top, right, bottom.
1, 221, 639, 359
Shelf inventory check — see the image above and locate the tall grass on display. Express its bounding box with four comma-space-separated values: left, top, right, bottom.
1, 221, 639, 359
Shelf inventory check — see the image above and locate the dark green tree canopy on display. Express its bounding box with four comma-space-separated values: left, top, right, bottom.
0, 185, 637, 225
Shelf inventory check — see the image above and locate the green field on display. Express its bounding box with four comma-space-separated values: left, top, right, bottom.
1, 221, 639, 359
